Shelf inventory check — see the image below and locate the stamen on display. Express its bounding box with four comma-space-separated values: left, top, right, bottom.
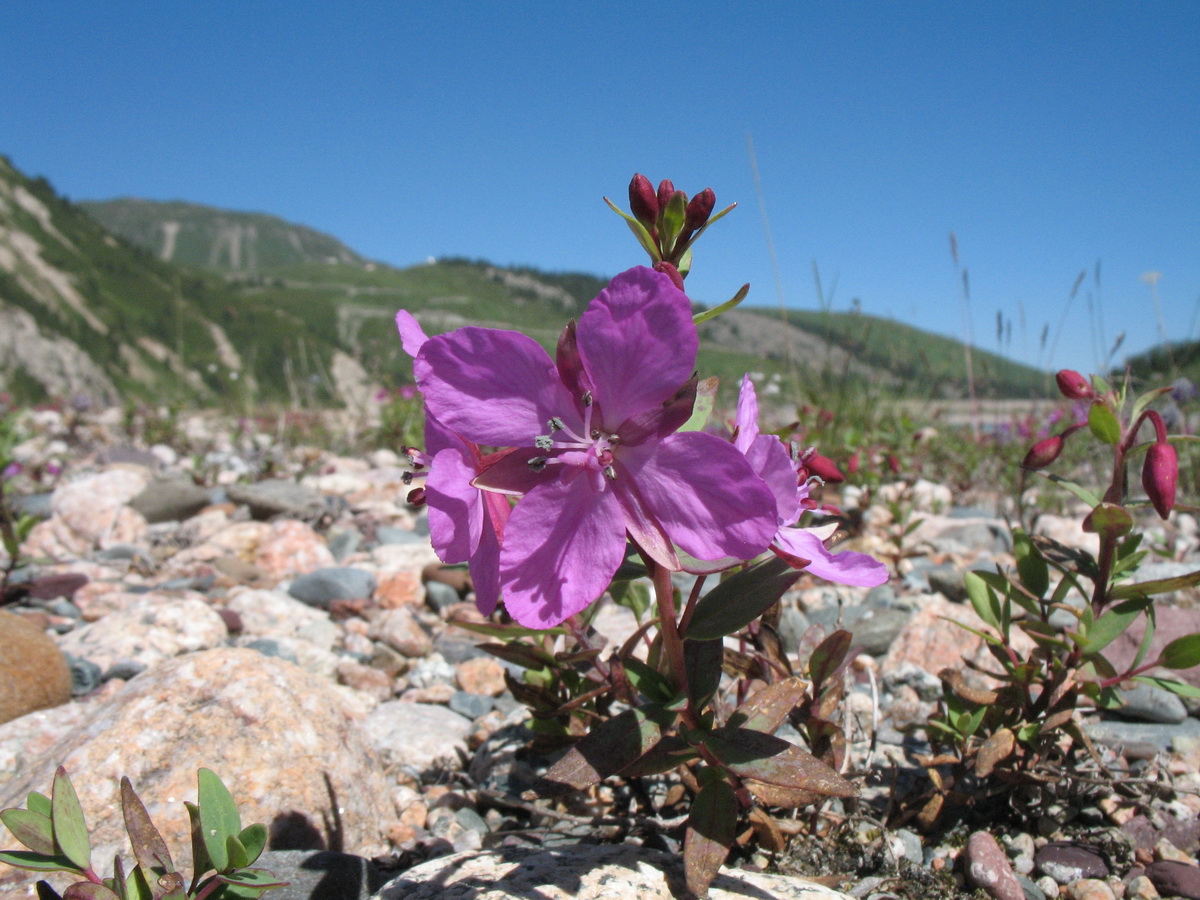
547, 416, 565, 432
402, 472, 414, 485
581, 391, 593, 407
604, 465, 617, 480
527, 456, 548, 472
535, 434, 554, 450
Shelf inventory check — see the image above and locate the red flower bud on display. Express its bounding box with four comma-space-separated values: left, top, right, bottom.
1055, 370, 1094, 400
684, 188, 716, 231
1143, 441, 1178, 518
847, 452, 860, 475
1022, 435, 1064, 469
804, 453, 845, 484
656, 179, 677, 211
628, 174, 658, 226
653, 260, 685, 290
886, 454, 901, 475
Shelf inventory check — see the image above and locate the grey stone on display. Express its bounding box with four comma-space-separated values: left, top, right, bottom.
246, 638, 299, 664
289, 567, 377, 608
449, 691, 493, 719
103, 660, 147, 681
847, 607, 910, 656
362, 701, 473, 771
1015, 873, 1047, 900
777, 606, 812, 654
64, 654, 102, 695
130, 478, 212, 523
423, 579, 460, 612
1034, 842, 1108, 884
376, 526, 422, 545
8, 492, 52, 520
927, 563, 968, 602
371, 844, 857, 899
1112, 680, 1188, 724
1085, 716, 1200, 752
327, 529, 363, 562
254, 850, 392, 900
227, 479, 328, 521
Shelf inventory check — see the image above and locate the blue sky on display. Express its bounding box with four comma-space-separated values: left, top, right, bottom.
3, 2, 1197, 376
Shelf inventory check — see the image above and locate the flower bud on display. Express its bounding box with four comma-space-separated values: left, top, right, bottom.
653, 260, 685, 290
1055, 370, 1093, 400
1022, 435, 1064, 469
656, 179, 677, 211
803, 453, 845, 484
628, 174, 659, 226
1143, 441, 1178, 518
684, 188, 716, 232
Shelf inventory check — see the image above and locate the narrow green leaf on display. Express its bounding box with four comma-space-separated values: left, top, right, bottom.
693, 283, 750, 325
1132, 675, 1200, 699
1038, 472, 1103, 509
609, 579, 652, 622
686, 557, 802, 641
1156, 633, 1200, 670
1, 808, 56, 855
684, 779, 737, 898
236, 824, 267, 867
197, 769, 241, 872
225, 833, 250, 871
621, 657, 674, 704
1130, 386, 1174, 425
1077, 599, 1147, 655
476, 641, 557, 671
183, 802, 213, 878
684, 638, 723, 710
1013, 530, 1049, 597
1082, 502, 1133, 539
1110, 568, 1200, 601
50, 767, 91, 871
808, 629, 853, 688
446, 618, 569, 640
679, 376, 719, 433
0, 849, 81, 872
120, 778, 173, 875
701, 726, 855, 799
1132, 603, 1157, 670
602, 196, 661, 262
660, 190, 688, 252
1088, 401, 1121, 444
965, 572, 1000, 630
214, 867, 289, 888
26, 792, 52, 818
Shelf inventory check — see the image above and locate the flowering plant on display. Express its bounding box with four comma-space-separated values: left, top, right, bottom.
395, 176, 887, 895
917, 368, 1200, 826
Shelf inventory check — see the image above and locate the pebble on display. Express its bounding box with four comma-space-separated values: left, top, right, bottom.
964, 830, 1027, 900
289, 565, 378, 608
0, 610, 73, 724
1036, 844, 1110, 885
1145, 860, 1200, 899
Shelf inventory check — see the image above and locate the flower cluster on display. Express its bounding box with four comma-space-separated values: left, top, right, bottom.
397, 266, 885, 629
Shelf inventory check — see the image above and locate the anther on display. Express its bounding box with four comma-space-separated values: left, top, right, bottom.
402, 472, 414, 485
581, 391, 593, 407
527, 456, 548, 472
535, 434, 554, 450
604, 465, 617, 480
547, 417, 565, 431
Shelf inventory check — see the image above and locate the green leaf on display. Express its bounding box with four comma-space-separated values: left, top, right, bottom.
539, 707, 671, 793
679, 376, 719, 433
1076, 599, 1147, 655
120, 778, 173, 875
1156, 633, 1200, 670
1, 808, 56, 855
1088, 400, 1121, 445
1130, 386, 1174, 425
602, 197, 661, 262
1082, 502, 1133, 539
50, 767, 91, 871
622, 657, 674, 703
225, 833, 250, 871
0, 850, 81, 872
197, 769, 241, 872
609, 579, 652, 622
965, 571, 1001, 630
1132, 675, 1200, 699
693, 283, 750, 325
236, 824, 268, 868
808, 630, 853, 688
447, 618, 569, 640
26, 792, 52, 818
685, 557, 802, 641
660, 190, 688, 252
1038, 472, 1103, 509
1132, 603, 1158, 670
684, 779, 737, 898
1013, 530, 1049, 598
183, 802, 213, 879
684, 638, 723, 711
476, 641, 557, 671
215, 867, 290, 888
1110, 568, 1200, 601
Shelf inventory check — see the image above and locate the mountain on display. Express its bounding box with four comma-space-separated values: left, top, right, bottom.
0, 155, 1049, 411
80, 198, 365, 271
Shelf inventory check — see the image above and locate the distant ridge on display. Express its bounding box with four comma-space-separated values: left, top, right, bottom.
81, 198, 366, 271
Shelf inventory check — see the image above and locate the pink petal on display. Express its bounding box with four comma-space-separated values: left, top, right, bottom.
425, 446, 483, 564
772, 528, 889, 587
395, 310, 429, 358
625, 432, 777, 561
611, 476, 680, 571
617, 377, 698, 446
470, 512, 502, 616
472, 447, 557, 496
747, 434, 802, 527
416, 327, 577, 446
576, 267, 697, 430
735, 374, 760, 454
499, 474, 627, 628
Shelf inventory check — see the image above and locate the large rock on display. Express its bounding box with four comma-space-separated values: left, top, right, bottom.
0, 648, 394, 896
0, 610, 72, 725
372, 844, 855, 899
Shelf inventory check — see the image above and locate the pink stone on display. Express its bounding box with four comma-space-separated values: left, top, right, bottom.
963, 831, 1026, 900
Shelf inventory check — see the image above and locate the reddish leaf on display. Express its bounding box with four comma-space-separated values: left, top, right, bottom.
727, 677, 809, 734
539, 707, 669, 793
120, 778, 174, 875
702, 727, 855, 801
684, 780, 738, 898
808, 630, 853, 688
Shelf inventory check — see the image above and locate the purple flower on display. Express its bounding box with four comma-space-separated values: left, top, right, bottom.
735, 376, 888, 588
395, 311, 507, 614
406, 266, 778, 628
